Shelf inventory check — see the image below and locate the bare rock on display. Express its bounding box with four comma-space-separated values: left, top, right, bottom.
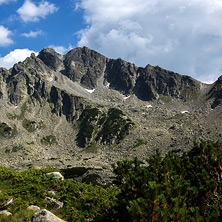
27, 205, 40, 212
0, 210, 12, 216
38, 48, 63, 71
32, 209, 65, 222
64, 46, 107, 89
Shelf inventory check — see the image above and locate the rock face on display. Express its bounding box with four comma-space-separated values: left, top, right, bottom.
63, 47, 107, 89
207, 75, 222, 108
32, 209, 65, 222
38, 48, 63, 71
0, 46, 221, 177
105, 59, 201, 101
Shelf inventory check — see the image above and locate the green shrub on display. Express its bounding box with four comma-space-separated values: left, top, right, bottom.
112, 140, 222, 221
1, 140, 222, 221
0, 122, 17, 137
0, 167, 120, 222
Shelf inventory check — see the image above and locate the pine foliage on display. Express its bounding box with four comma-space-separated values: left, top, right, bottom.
112, 140, 222, 221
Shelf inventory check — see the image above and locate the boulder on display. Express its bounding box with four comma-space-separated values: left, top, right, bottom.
45, 172, 64, 180
27, 205, 40, 212
32, 209, 65, 222
0, 210, 12, 216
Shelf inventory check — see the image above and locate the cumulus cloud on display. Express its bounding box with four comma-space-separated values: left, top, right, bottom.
0, 0, 16, 4
21, 30, 43, 38
0, 26, 13, 47
17, 0, 58, 22
0, 49, 37, 69
48, 45, 74, 54
76, 0, 222, 83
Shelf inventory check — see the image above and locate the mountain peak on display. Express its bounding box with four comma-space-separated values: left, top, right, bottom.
38, 48, 63, 71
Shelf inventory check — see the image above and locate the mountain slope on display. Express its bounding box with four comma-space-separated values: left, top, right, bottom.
0, 46, 221, 180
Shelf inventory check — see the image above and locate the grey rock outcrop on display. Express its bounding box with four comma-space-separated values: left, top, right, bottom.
32, 209, 65, 222
27, 205, 41, 212
63, 46, 107, 89
0, 210, 12, 216
105, 58, 138, 95
207, 75, 222, 108
38, 48, 63, 71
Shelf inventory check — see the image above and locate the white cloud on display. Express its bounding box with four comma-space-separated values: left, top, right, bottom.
0, 26, 13, 47
48, 45, 73, 54
0, 49, 37, 69
0, 0, 16, 5
21, 30, 43, 38
76, 0, 222, 83
17, 0, 58, 22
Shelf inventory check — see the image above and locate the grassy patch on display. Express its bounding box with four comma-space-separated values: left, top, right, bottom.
84, 143, 99, 154
159, 95, 172, 103
22, 119, 37, 132
41, 135, 57, 146
5, 144, 24, 153
132, 139, 148, 148
26, 141, 34, 145
0, 123, 17, 138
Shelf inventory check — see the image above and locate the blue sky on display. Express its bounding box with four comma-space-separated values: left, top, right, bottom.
1, 0, 222, 83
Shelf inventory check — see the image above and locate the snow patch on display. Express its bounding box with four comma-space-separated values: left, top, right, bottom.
146, 104, 152, 108
84, 88, 95, 93
181, 111, 189, 114
123, 95, 131, 100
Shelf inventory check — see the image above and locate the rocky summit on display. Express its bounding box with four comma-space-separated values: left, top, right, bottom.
0, 46, 221, 181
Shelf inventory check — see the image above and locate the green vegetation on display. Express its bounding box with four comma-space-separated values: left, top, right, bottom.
0, 123, 12, 137
96, 108, 134, 144
22, 118, 37, 132
84, 143, 99, 154
0, 122, 17, 138
76, 107, 101, 147
180, 88, 200, 101
159, 95, 172, 103
1, 140, 222, 221
77, 107, 134, 147
112, 140, 222, 221
132, 139, 148, 148
5, 144, 24, 154
41, 135, 57, 145
0, 167, 119, 221
19, 101, 29, 120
